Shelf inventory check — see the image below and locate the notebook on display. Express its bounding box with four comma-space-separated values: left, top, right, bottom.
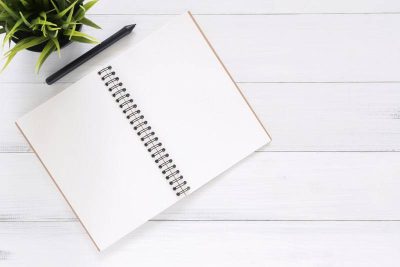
16, 11, 271, 251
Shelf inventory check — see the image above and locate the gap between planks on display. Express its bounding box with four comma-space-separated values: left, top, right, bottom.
1, 219, 400, 223
85, 12, 400, 15
3, 81, 400, 84
1, 151, 400, 154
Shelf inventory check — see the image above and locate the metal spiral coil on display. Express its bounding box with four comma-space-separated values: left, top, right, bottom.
98, 66, 190, 197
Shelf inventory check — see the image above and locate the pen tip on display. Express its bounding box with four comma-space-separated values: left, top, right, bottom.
125, 24, 136, 32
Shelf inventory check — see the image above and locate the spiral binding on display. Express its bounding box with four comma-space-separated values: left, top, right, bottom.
98, 66, 190, 196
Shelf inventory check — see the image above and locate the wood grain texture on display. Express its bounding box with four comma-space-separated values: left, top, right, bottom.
90, 0, 400, 14
1, 14, 400, 83
2, 82, 399, 152
1, 221, 400, 266
1, 152, 399, 221
1, 3, 399, 265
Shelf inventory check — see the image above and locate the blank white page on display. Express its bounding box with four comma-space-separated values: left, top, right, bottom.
110, 12, 271, 193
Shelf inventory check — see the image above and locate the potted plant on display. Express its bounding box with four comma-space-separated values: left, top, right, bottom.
0, 0, 100, 73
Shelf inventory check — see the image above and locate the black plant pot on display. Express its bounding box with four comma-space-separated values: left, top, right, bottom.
11, 24, 82, 52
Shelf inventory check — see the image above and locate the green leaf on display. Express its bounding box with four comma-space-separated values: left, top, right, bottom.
33, 18, 57, 26
74, 0, 98, 21
39, 11, 47, 20
56, 0, 77, 19
19, 11, 31, 27
1, 50, 17, 72
73, 5, 84, 20
0, 11, 10, 20
0, 0, 100, 73
39, 12, 48, 36
3, 18, 23, 48
48, 26, 61, 30
51, 37, 60, 57
19, 0, 30, 8
49, 0, 59, 12
80, 17, 101, 29
4, 36, 48, 56
83, 0, 98, 12
35, 40, 55, 73
67, 23, 75, 39
70, 35, 97, 44
58, 0, 67, 10
1, 36, 48, 72
0, 0, 19, 20
65, 3, 74, 25
64, 28, 98, 42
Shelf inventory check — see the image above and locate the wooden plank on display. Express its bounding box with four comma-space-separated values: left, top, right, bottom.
246, 83, 400, 151
1, 14, 400, 83
2, 82, 400, 152
1, 152, 400, 221
1, 221, 400, 266
90, 0, 400, 14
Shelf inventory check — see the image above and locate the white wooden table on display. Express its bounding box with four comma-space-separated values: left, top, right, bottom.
1, 1, 400, 266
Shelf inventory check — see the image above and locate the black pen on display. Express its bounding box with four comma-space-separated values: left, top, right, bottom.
46, 24, 136, 85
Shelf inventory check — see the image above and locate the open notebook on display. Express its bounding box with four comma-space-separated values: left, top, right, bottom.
16, 12, 271, 251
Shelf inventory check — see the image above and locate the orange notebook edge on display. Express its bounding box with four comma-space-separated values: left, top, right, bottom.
15, 121, 102, 252
187, 11, 272, 142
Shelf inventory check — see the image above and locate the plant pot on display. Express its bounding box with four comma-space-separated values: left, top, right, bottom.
11, 24, 83, 52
